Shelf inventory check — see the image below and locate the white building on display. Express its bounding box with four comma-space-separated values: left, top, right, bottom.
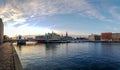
88, 34, 101, 41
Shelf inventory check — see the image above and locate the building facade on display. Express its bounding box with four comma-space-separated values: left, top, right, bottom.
36, 35, 46, 40
88, 34, 101, 41
46, 33, 61, 40
0, 18, 4, 44
101, 32, 120, 41
101, 32, 112, 41
36, 33, 61, 40
112, 33, 120, 41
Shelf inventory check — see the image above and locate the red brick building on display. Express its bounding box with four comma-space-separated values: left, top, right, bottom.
101, 32, 112, 41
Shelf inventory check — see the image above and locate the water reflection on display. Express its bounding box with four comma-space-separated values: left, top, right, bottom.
45, 43, 60, 50
15, 43, 120, 70
17, 45, 22, 51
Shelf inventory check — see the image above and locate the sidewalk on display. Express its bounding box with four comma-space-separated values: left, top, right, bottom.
0, 43, 14, 70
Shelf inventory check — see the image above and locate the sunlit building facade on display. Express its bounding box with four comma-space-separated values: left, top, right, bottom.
88, 34, 101, 41
101, 32, 120, 41
0, 18, 4, 44
112, 33, 120, 41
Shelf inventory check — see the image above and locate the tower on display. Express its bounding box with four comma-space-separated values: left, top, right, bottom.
0, 18, 4, 44
66, 32, 68, 37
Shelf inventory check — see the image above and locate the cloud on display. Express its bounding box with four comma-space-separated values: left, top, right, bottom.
0, 5, 26, 25
0, 0, 108, 26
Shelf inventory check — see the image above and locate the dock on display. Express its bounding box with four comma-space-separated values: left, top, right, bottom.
0, 43, 22, 70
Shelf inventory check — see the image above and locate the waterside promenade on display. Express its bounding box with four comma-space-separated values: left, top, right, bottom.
0, 43, 22, 70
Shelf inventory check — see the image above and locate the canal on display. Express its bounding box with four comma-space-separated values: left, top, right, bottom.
14, 42, 120, 70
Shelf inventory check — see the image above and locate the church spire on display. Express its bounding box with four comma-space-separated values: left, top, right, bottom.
66, 32, 68, 37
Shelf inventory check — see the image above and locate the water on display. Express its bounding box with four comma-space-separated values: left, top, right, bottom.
14, 42, 120, 70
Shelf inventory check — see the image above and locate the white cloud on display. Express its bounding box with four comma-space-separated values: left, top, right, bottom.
0, 0, 107, 25
0, 5, 26, 25
1, 0, 113, 36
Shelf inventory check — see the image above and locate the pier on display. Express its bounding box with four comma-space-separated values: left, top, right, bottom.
0, 43, 22, 70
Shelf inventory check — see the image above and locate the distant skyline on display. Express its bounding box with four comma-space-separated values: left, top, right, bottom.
0, 0, 120, 37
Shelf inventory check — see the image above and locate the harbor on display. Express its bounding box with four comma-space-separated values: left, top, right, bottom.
0, 0, 120, 69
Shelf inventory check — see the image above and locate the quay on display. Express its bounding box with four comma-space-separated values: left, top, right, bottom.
88, 41, 120, 43
0, 43, 22, 70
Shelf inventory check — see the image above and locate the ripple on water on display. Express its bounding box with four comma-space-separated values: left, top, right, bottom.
15, 43, 120, 70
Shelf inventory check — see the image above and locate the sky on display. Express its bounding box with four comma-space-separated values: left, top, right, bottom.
0, 0, 120, 37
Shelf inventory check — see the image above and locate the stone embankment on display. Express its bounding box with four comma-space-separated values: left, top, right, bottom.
0, 43, 22, 70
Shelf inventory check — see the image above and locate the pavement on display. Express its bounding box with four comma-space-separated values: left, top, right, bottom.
0, 43, 15, 70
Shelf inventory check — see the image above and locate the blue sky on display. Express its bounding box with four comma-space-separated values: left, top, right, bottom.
0, 0, 120, 37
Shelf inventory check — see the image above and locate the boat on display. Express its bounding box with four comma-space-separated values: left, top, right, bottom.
37, 40, 46, 43
37, 39, 70, 43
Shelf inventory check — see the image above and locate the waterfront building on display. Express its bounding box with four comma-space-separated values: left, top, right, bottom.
3, 35, 10, 42
45, 32, 61, 40
36, 32, 73, 42
36, 35, 46, 40
0, 18, 4, 44
88, 34, 101, 41
101, 32, 120, 41
22, 35, 35, 40
112, 33, 120, 41
61, 32, 73, 41
101, 32, 112, 41
66, 32, 68, 37
36, 33, 61, 43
